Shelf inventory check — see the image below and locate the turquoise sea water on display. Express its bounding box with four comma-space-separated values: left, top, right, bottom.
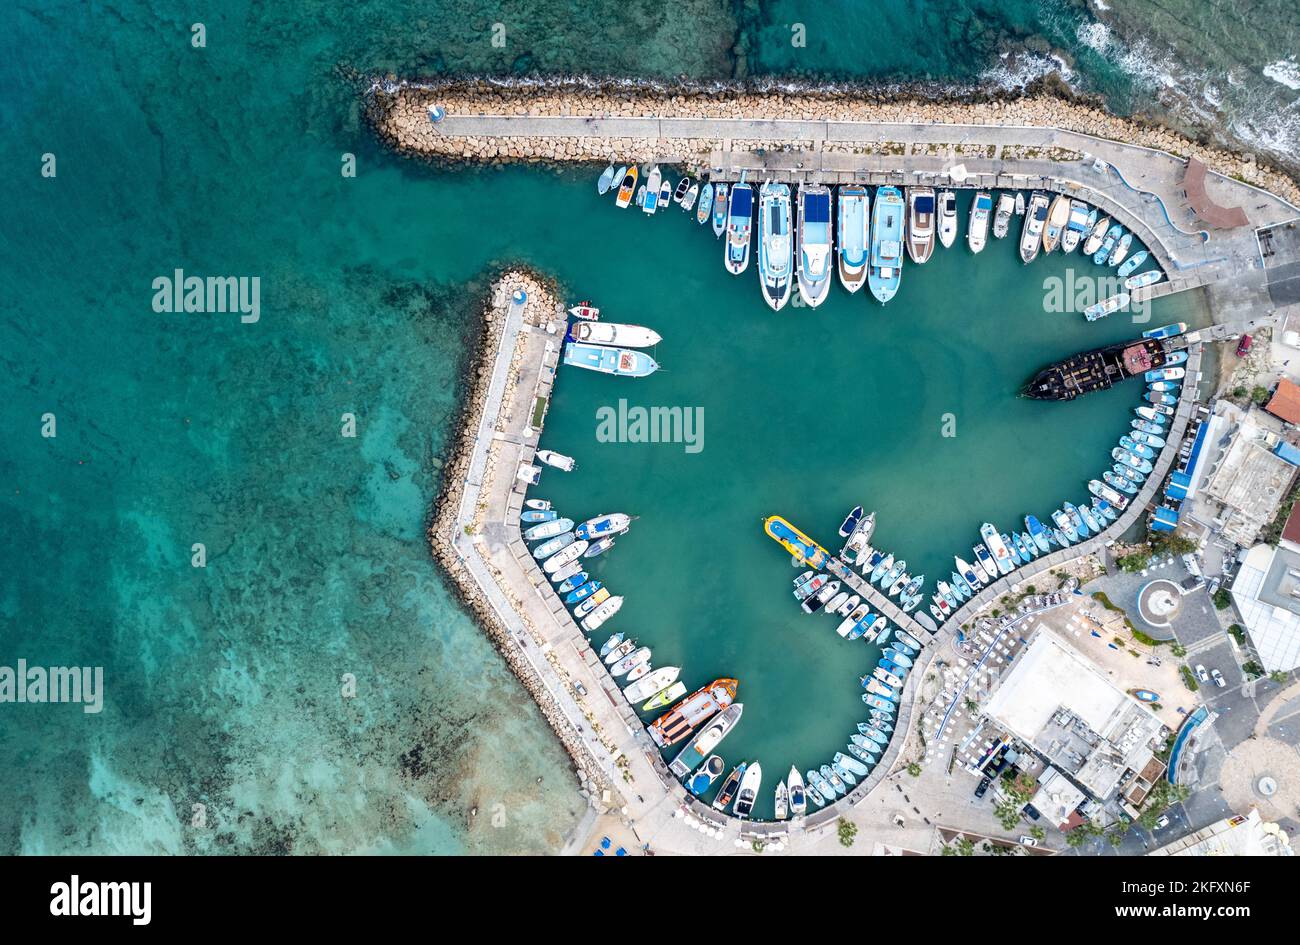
0, 0, 1265, 853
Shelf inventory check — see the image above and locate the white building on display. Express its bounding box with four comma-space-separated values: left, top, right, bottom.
1230, 544, 1300, 672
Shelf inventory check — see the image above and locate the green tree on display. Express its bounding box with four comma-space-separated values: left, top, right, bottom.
1251, 385, 1270, 405
1170, 642, 1187, 658
906, 762, 922, 777
1029, 825, 1046, 842
1117, 552, 1152, 572
1212, 589, 1233, 610
837, 818, 858, 848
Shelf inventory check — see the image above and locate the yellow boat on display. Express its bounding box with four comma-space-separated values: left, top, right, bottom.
763, 516, 831, 569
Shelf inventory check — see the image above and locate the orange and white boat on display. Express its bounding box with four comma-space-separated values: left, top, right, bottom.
648, 678, 738, 747
614, 165, 638, 209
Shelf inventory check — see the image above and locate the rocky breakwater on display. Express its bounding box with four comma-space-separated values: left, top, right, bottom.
427, 268, 614, 805
369, 79, 1299, 207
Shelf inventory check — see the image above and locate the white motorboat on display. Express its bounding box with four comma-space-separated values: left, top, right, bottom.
569, 321, 662, 348
937, 189, 958, 248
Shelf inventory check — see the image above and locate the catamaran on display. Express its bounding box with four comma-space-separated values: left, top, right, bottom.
906, 187, 936, 263
1043, 194, 1070, 253
937, 189, 958, 248
723, 179, 753, 274
967, 191, 992, 253
1062, 199, 1092, 253
837, 185, 870, 292
796, 184, 833, 307
992, 191, 1015, 239
570, 321, 661, 347
1020, 192, 1050, 263
615, 165, 638, 209
869, 186, 905, 304
562, 343, 659, 377
758, 181, 794, 310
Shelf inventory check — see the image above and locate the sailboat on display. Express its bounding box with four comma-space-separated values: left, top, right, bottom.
758, 181, 794, 310
868, 186, 905, 304
906, 187, 936, 263
796, 184, 833, 307
837, 185, 870, 292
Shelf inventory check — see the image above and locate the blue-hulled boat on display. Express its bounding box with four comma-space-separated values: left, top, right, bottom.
1113, 447, 1154, 474
1143, 322, 1188, 340
1131, 429, 1166, 449
1119, 435, 1155, 459
565, 581, 603, 604
758, 180, 793, 310
1051, 509, 1078, 543
575, 512, 634, 540
520, 509, 559, 524
868, 186, 905, 304
695, 180, 714, 225
1025, 514, 1052, 553
1104, 470, 1139, 494
557, 571, 590, 593
1064, 502, 1090, 538
1094, 224, 1124, 264
1117, 249, 1149, 278
863, 693, 895, 713
563, 342, 658, 377
893, 628, 922, 651
686, 754, 726, 796
723, 181, 754, 275
836, 752, 870, 777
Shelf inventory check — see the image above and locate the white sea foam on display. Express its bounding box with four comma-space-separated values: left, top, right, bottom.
1264, 57, 1300, 92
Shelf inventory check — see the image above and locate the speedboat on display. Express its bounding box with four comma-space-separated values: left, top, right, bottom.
668, 702, 743, 777
535, 449, 575, 471
599, 632, 625, 659
610, 646, 651, 678
524, 498, 552, 511
906, 187, 936, 263
602, 638, 635, 666
836, 594, 860, 617
937, 189, 958, 248
880, 559, 906, 589
524, 516, 574, 541
838, 603, 870, 638
713, 762, 747, 811
615, 166, 638, 209
563, 343, 658, 377
1043, 194, 1070, 253
955, 556, 984, 588
681, 181, 699, 212
901, 574, 924, 598
774, 781, 789, 820
576, 512, 634, 540
567, 301, 599, 320
1083, 216, 1110, 256
673, 177, 690, 203
1126, 269, 1164, 290
802, 580, 841, 614
579, 595, 623, 631
839, 505, 864, 538
695, 180, 714, 224
643, 682, 686, 711
723, 179, 754, 274
520, 509, 558, 524
1118, 250, 1149, 278
1083, 291, 1131, 322
980, 524, 1014, 574
968, 191, 992, 253
1025, 515, 1051, 553
658, 175, 672, 208
796, 184, 833, 307
596, 162, 616, 195
837, 185, 870, 292
868, 186, 905, 303
1108, 232, 1134, 267
827, 591, 850, 614
712, 182, 729, 237
1062, 200, 1092, 253
582, 537, 616, 558
733, 762, 763, 818
570, 321, 662, 348
1020, 192, 1049, 263
992, 191, 1015, 239
787, 767, 807, 816
686, 755, 726, 797
623, 665, 680, 703
887, 570, 911, 596
972, 544, 997, 581
642, 165, 661, 214
1094, 224, 1124, 264
757, 181, 793, 309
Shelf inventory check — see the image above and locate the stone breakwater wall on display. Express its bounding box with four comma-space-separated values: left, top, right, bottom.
368, 81, 1300, 207
427, 268, 611, 800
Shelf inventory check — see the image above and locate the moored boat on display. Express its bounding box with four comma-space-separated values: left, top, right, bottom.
774, 780, 789, 820
642, 681, 687, 711
642, 165, 661, 214
868, 186, 905, 303
1082, 216, 1110, 256
579, 594, 624, 630
562, 342, 659, 377
669, 702, 744, 777
906, 187, 936, 263
981, 523, 1014, 574
695, 179, 714, 224
992, 191, 1015, 239
787, 766, 807, 816
649, 678, 739, 747
596, 162, 616, 195
575, 512, 634, 540
758, 181, 794, 310
968, 191, 992, 253
711, 182, 729, 237
1143, 322, 1187, 340
837, 185, 870, 292
732, 762, 763, 818
937, 189, 958, 248
610, 646, 651, 677
712, 762, 747, 811
1108, 232, 1134, 267
1083, 292, 1132, 322
724, 181, 753, 274
686, 754, 726, 797
1126, 269, 1164, 290
624, 665, 681, 703
615, 165, 639, 209
520, 509, 558, 524
570, 321, 662, 348
536, 449, 576, 471
1043, 194, 1070, 253
1062, 199, 1092, 253
796, 183, 833, 307
1020, 192, 1049, 263
1118, 249, 1149, 278
524, 517, 574, 541
533, 531, 576, 559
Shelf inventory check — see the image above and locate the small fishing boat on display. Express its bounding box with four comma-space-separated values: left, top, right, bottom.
906, 187, 936, 263
1143, 322, 1188, 340
758, 181, 794, 310
1014, 192, 1026, 215
1082, 216, 1110, 256
972, 545, 996, 582
623, 665, 680, 702
859, 718, 893, 735
1133, 418, 1166, 436
602, 638, 635, 666
579, 595, 624, 631
820, 764, 846, 797
796, 184, 833, 307
868, 186, 905, 303
657, 175, 671, 208
723, 179, 754, 275
806, 768, 832, 803
733, 762, 763, 818
880, 558, 906, 589
1091, 479, 1131, 508
712, 762, 747, 811
1020, 192, 1050, 263
642, 166, 662, 214
1131, 429, 1166, 448
871, 552, 895, 584
573, 587, 610, 617
1093, 497, 1118, 521
968, 191, 992, 253
564, 580, 603, 604
682, 181, 699, 211
596, 162, 616, 195
533, 532, 576, 560
837, 185, 870, 292
1104, 471, 1138, 495
1051, 509, 1078, 543
673, 177, 690, 204
955, 556, 984, 588
524, 517, 574, 541
836, 594, 861, 618
1126, 269, 1164, 290
563, 342, 659, 377
611, 646, 651, 677
774, 780, 789, 820
576, 512, 634, 541
642, 681, 686, 711
1145, 367, 1185, 383
1083, 292, 1131, 321
863, 693, 895, 713
802, 580, 841, 614
686, 754, 726, 797
826, 591, 849, 614
787, 766, 807, 816
832, 760, 857, 786
695, 180, 713, 225
583, 537, 616, 558
668, 702, 743, 777
615, 165, 638, 208
1094, 224, 1124, 264
558, 571, 590, 594
520, 509, 558, 524
635, 186, 646, 208
711, 182, 729, 237
548, 559, 583, 585
937, 189, 958, 248
1136, 405, 1172, 422
536, 449, 575, 471
893, 628, 922, 651
992, 191, 1015, 239
1117, 250, 1149, 278
1108, 232, 1134, 267
1146, 391, 1177, 406
1061, 199, 1092, 253
1113, 448, 1154, 474
567, 302, 599, 320
524, 498, 552, 511
599, 632, 625, 659
570, 321, 662, 348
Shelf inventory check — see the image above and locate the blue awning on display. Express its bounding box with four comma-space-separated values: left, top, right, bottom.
1273, 440, 1300, 466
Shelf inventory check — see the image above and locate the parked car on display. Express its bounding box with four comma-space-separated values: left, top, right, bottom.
974, 776, 992, 799
1237, 334, 1253, 357
1155, 814, 1171, 829
1018, 836, 1039, 847
1195, 664, 1210, 683
1211, 668, 1226, 688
